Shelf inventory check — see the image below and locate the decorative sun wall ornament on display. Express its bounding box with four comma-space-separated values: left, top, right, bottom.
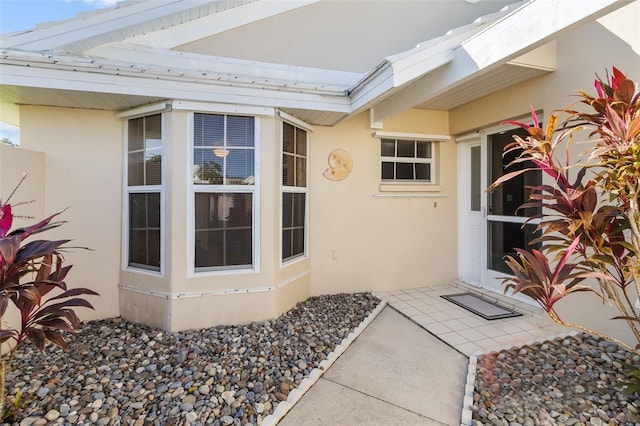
323, 149, 353, 181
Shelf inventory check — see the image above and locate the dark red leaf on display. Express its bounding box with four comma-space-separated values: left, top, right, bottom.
25, 327, 46, 352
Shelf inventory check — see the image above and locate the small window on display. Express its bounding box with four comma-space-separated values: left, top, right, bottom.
380, 138, 433, 182
282, 122, 307, 262
126, 114, 162, 272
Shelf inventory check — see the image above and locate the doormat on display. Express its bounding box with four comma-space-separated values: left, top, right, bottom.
440, 293, 522, 320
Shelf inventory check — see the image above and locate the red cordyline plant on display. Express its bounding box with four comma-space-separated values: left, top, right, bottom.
0, 173, 98, 420
488, 67, 640, 355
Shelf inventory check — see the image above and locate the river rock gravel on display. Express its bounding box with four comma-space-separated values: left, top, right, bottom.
472, 333, 640, 426
4, 292, 380, 426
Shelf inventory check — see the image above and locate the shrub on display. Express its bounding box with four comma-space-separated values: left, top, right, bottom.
0, 173, 98, 420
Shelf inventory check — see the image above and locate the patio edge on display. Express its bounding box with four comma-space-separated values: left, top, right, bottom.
261, 299, 388, 426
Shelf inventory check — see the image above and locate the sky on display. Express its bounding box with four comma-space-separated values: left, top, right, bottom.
0, 0, 121, 144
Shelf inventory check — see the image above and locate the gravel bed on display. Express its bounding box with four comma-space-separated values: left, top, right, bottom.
472, 333, 640, 426
4, 292, 381, 426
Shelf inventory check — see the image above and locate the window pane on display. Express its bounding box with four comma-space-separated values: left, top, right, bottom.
227, 116, 255, 147
292, 229, 304, 257
283, 123, 295, 154
128, 117, 144, 151
128, 151, 144, 186
295, 128, 307, 155
282, 192, 293, 227
293, 193, 305, 227
381, 162, 394, 180
415, 163, 431, 181
381, 139, 395, 157
145, 151, 162, 186
283, 154, 295, 186
129, 193, 160, 271
397, 140, 415, 157
296, 157, 306, 187
145, 114, 162, 141
417, 141, 431, 158
225, 229, 252, 265
194, 149, 223, 185
195, 230, 224, 267
194, 193, 253, 269
396, 162, 414, 180
226, 149, 255, 185
282, 229, 292, 260
194, 114, 224, 147
471, 146, 481, 211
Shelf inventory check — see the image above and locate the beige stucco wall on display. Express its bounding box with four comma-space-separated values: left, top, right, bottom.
18, 106, 122, 321
0, 145, 46, 348
449, 1, 640, 346
308, 109, 457, 295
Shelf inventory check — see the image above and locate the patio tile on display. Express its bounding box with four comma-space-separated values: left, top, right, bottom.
412, 314, 439, 325
424, 322, 452, 335
416, 304, 442, 314
474, 324, 507, 338
440, 319, 469, 332
398, 307, 423, 316
455, 341, 484, 356
429, 311, 454, 321
438, 331, 468, 346
389, 300, 410, 309
457, 327, 488, 341
406, 299, 427, 308
395, 294, 415, 301
458, 316, 487, 328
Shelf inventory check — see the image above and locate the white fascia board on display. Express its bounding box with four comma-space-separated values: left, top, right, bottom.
129, 0, 321, 49
0, 63, 351, 113
1, 0, 180, 50
368, 0, 631, 123
349, 48, 453, 115
86, 43, 361, 91
460, 0, 631, 72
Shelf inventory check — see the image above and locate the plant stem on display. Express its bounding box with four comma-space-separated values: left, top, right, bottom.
548, 309, 636, 353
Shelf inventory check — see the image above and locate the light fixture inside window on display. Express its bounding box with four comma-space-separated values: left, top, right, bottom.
213, 148, 229, 158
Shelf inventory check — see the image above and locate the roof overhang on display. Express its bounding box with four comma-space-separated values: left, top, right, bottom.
0, 0, 633, 127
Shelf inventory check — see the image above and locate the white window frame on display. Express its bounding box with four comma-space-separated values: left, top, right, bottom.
122, 113, 165, 276
188, 112, 261, 276
280, 119, 310, 265
374, 130, 448, 192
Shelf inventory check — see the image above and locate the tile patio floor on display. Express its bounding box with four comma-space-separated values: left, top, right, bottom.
374, 282, 571, 356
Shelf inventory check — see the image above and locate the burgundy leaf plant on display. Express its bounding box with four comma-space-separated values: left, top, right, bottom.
0, 173, 99, 420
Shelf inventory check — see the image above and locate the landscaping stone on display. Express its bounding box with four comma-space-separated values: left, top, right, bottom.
2, 293, 380, 425
472, 333, 640, 425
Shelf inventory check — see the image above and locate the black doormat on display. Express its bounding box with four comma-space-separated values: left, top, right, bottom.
441, 293, 522, 320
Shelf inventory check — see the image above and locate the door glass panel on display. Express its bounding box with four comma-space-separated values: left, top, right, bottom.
470, 145, 481, 212
488, 221, 541, 274
487, 127, 542, 273
489, 129, 541, 217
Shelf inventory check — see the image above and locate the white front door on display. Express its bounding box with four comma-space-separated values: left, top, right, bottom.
458, 123, 541, 303
458, 136, 483, 285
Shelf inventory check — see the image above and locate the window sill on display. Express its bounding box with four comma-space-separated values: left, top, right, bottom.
379, 183, 441, 193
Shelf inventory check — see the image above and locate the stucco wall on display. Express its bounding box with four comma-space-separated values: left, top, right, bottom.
448, 1, 640, 346
308, 109, 457, 295
19, 106, 122, 321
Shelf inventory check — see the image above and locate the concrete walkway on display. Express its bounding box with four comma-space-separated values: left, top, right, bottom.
278, 307, 468, 425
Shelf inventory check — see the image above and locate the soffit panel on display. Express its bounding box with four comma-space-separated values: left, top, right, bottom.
416, 64, 552, 110
0, 85, 163, 111
176, 0, 516, 73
